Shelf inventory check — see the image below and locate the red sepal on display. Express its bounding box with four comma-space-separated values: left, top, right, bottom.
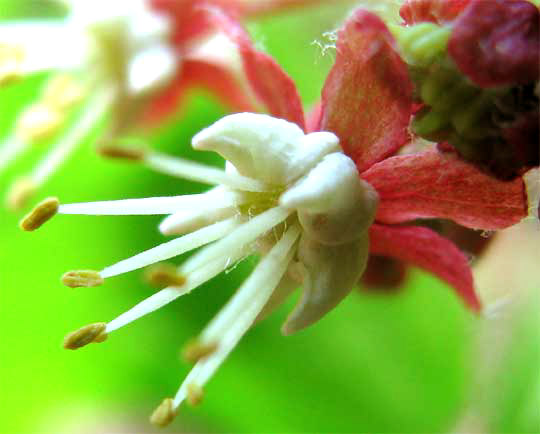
362, 150, 527, 230
320, 9, 412, 172
369, 224, 480, 311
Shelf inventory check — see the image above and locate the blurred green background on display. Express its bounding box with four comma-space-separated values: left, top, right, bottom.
1, 2, 538, 433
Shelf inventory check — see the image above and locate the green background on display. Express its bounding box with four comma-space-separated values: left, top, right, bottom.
1, 2, 538, 433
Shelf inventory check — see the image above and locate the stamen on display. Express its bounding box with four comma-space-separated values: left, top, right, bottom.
19, 196, 59, 231
182, 339, 218, 364
62, 270, 104, 288
0, 43, 24, 85
105, 247, 253, 334
63, 322, 108, 350
181, 206, 291, 274
6, 177, 36, 210
57, 192, 236, 215
149, 398, 176, 428
172, 225, 300, 410
97, 143, 145, 161
145, 152, 271, 192
145, 263, 186, 288
99, 217, 241, 279
186, 383, 204, 407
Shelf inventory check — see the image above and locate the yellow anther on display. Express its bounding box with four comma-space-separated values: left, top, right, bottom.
187, 383, 204, 407
149, 398, 177, 427
7, 177, 37, 210
19, 196, 59, 231
43, 74, 84, 110
16, 104, 64, 143
62, 270, 104, 288
63, 322, 108, 350
0, 44, 24, 85
96, 143, 146, 161
145, 263, 186, 288
182, 339, 218, 364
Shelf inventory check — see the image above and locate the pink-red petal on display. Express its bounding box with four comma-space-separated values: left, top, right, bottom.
369, 223, 480, 311
399, 0, 472, 25
362, 150, 527, 230
199, 5, 305, 128
319, 9, 413, 172
448, 0, 540, 88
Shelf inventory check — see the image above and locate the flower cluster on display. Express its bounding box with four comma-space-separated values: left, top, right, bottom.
392, 0, 539, 179
16, 1, 540, 428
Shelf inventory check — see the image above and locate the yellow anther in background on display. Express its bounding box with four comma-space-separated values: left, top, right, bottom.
43, 74, 84, 110
0, 44, 24, 85
16, 104, 64, 143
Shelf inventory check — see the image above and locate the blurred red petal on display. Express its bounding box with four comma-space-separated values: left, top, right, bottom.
320, 10, 412, 172
399, 0, 471, 25
369, 224, 480, 310
201, 5, 305, 128
448, 0, 540, 87
362, 150, 527, 230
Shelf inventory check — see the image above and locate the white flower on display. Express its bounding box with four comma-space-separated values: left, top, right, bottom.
0, 0, 176, 208
21, 113, 378, 426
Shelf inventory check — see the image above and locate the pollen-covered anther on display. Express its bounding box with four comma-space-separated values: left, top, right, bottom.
187, 383, 204, 407
149, 398, 177, 428
16, 103, 63, 143
97, 143, 146, 161
0, 43, 24, 85
7, 177, 37, 210
62, 270, 104, 288
145, 263, 186, 288
182, 339, 218, 363
63, 322, 108, 350
43, 74, 84, 110
19, 196, 59, 231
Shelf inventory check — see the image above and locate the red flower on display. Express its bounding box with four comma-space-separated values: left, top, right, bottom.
217, 7, 531, 311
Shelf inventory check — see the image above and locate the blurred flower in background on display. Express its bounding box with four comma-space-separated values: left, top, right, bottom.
0, 0, 326, 209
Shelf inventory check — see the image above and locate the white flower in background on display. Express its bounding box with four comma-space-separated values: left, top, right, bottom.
21, 112, 378, 426
0, 0, 176, 208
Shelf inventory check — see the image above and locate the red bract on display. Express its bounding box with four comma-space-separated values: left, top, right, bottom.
400, 0, 472, 25
448, 0, 540, 88
229, 8, 530, 311
145, 0, 313, 122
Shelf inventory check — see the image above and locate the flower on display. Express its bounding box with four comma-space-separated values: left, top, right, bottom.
392, 0, 540, 179
0, 0, 316, 209
20, 7, 533, 427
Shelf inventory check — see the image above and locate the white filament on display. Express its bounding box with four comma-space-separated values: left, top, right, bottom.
58, 191, 243, 216
145, 152, 270, 192
99, 217, 241, 278
105, 245, 253, 334
172, 224, 300, 408
181, 206, 291, 274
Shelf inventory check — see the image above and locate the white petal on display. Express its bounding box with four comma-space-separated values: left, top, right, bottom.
280, 152, 379, 245
282, 233, 370, 335
193, 113, 318, 186
127, 44, 177, 95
